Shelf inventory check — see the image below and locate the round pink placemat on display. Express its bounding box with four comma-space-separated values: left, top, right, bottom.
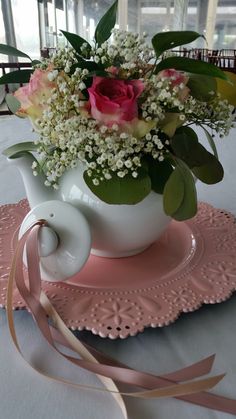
1, 199, 236, 339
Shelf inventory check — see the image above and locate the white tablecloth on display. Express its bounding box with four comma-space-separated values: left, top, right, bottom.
0, 116, 236, 419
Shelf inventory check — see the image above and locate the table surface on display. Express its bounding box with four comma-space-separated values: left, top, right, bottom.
0, 116, 236, 419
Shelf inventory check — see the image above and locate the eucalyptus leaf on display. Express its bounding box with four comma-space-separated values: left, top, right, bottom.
172, 160, 197, 221
31, 59, 41, 66
192, 155, 224, 184
171, 126, 201, 167
152, 31, 202, 59
146, 157, 173, 194
187, 74, 217, 101
84, 167, 151, 204
163, 166, 185, 215
175, 126, 199, 142
201, 126, 219, 159
95, 0, 118, 46
3, 142, 38, 158
5, 94, 21, 114
0, 69, 32, 85
155, 57, 228, 80
171, 126, 218, 168
171, 126, 223, 184
60, 30, 91, 55
0, 44, 31, 60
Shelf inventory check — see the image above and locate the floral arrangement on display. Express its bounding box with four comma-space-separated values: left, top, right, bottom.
0, 0, 235, 221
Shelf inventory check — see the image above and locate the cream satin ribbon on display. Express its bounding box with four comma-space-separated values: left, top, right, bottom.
6, 221, 236, 418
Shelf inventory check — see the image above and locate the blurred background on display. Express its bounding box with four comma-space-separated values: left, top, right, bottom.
1, 0, 236, 61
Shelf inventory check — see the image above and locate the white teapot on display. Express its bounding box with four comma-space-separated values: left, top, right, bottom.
9, 153, 170, 281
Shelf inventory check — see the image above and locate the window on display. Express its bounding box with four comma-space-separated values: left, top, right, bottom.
214, 0, 236, 49
0, 0, 6, 62
128, 0, 175, 43
11, 0, 40, 59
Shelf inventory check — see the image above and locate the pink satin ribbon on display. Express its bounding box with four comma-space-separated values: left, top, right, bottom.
7, 221, 236, 416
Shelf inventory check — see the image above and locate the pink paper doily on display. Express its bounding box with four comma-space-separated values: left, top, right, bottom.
1, 199, 236, 339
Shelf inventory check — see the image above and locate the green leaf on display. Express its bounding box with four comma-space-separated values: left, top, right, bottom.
201, 126, 219, 159
175, 126, 199, 142
86, 69, 108, 78
60, 30, 91, 55
171, 126, 223, 184
0, 44, 31, 60
163, 166, 185, 215
3, 142, 38, 158
192, 155, 224, 184
5, 93, 21, 114
31, 59, 41, 66
187, 74, 217, 101
71, 57, 99, 73
152, 31, 202, 59
171, 126, 220, 171
155, 57, 228, 80
0, 69, 32, 85
84, 167, 151, 204
95, 0, 118, 46
172, 160, 197, 221
171, 126, 204, 167
146, 157, 174, 194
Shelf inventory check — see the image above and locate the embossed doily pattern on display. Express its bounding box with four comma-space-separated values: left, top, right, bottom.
0, 200, 236, 339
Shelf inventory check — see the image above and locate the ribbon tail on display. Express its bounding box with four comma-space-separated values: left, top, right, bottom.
40, 289, 226, 400
40, 292, 128, 419
74, 332, 216, 381
177, 391, 236, 415
50, 325, 215, 380
51, 330, 236, 414
162, 355, 216, 382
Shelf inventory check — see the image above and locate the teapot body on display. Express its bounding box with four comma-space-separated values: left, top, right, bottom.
11, 154, 171, 281
59, 163, 170, 257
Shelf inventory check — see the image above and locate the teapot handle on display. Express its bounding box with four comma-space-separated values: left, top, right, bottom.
19, 200, 91, 282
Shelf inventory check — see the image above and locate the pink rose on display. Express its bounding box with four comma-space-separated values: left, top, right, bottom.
14, 68, 56, 121
157, 68, 188, 86
88, 76, 144, 125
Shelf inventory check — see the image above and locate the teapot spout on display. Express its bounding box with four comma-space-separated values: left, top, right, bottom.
7, 152, 58, 208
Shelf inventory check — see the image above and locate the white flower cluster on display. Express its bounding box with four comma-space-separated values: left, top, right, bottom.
141, 76, 187, 123
141, 74, 234, 137
35, 101, 166, 189
184, 94, 235, 136
91, 29, 154, 74
41, 46, 77, 73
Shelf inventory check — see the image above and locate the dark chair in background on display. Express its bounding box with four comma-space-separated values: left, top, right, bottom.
220, 49, 236, 57
40, 48, 56, 58
170, 48, 236, 72
218, 56, 236, 73
0, 62, 32, 115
